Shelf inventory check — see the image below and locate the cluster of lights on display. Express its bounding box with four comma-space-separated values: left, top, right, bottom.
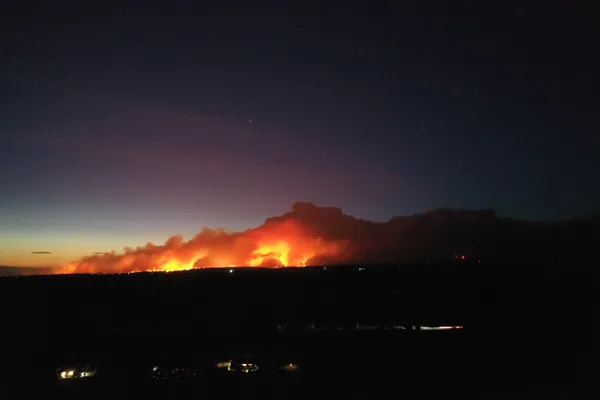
215, 360, 232, 369
56, 359, 307, 384
151, 366, 196, 380
215, 360, 300, 373
222, 360, 259, 373
58, 360, 302, 383
236, 363, 259, 374
420, 325, 464, 331
59, 370, 75, 379
57, 367, 96, 380
284, 323, 466, 332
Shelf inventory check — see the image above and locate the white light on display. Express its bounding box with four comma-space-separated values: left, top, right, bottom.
153, 366, 158, 371
229, 269, 234, 274
420, 325, 463, 331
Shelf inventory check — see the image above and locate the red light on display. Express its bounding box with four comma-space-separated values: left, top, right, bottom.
456, 325, 464, 329
461, 255, 466, 260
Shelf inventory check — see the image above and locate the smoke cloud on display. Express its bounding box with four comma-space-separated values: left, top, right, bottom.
57, 202, 600, 274
57, 204, 356, 274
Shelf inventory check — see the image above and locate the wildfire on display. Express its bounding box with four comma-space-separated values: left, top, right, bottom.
57, 217, 349, 274
248, 242, 291, 267
157, 256, 202, 272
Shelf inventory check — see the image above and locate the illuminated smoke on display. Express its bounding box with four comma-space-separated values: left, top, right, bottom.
57, 211, 352, 274
54, 202, 600, 274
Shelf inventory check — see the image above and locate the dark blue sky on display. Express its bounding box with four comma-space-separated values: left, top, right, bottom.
1, 1, 599, 266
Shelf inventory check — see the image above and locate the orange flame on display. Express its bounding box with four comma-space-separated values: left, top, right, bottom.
57, 218, 349, 274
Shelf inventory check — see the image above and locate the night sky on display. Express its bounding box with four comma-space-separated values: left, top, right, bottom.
1, 1, 599, 267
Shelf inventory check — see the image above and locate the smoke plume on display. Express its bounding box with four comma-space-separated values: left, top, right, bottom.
57, 202, 600, 274
57, 204, 355, 274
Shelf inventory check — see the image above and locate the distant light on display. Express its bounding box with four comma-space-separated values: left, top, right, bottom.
59, 369, 76, 380
228, 361, 259, 373
82, 370, 96, 378
238, 363, 258, 373
358, 267, 365, 271
215, 361, 232, 369
153, 366, 158, 371
229, 269, 234, 274
282, 362, 299, 371
461, 255, 466, 260
420, 325, 463, 331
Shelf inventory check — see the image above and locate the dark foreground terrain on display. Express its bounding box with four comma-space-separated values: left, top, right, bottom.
1, 263, 600, 399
